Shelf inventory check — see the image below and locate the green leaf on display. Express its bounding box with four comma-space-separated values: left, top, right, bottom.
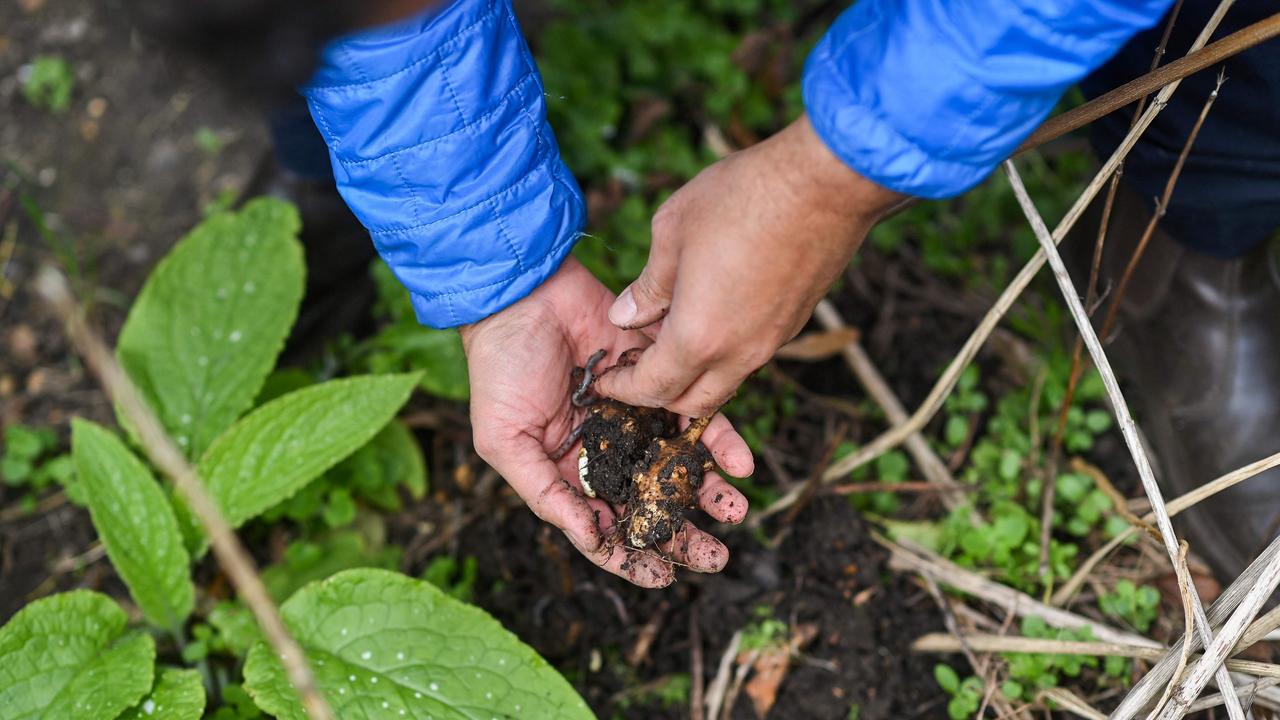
119, 669, 205, 720
261, 531, 401, 604
117, 198, 305, 458
330, 420, 428, 510
192, 374, 420, 543
0, 590, 155, 719
933, 664, 960, 694
243, 569, 592, 720
71, 420, 194, 631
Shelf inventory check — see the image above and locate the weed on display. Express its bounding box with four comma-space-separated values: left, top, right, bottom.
20, 55, 75, 114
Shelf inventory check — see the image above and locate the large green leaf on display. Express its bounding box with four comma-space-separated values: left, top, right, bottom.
72, 420, 194, 631
119, 668, 205, 720
117, 197, 305, 458
0, 591, 155, 720
243, 569, 592, 720
194, 374, 420, 538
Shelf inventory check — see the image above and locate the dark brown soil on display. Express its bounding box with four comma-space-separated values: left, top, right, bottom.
440, 494, 943, 719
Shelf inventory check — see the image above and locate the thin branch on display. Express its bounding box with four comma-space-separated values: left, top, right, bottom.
1003, 159, 1242, 719
1096, 70, 1225, 345
1016, 6, 1273, 151
1042, 0, 1187, 586
882, 535, 1158, 648
1111, 533, 1280, 719
813, 299, 966, 510
912, 633, 1280, 678
34, 266, 334, 720
1155, 546, 1280, 718
1148, 542, 1195, 719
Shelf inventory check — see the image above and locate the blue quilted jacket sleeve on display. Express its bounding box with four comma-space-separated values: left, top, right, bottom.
302, 0, 585, 328
804, 0, 1174, 199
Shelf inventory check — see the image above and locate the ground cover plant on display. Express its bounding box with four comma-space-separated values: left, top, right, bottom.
5, 0, 1280, 718
0, 200, 590, 720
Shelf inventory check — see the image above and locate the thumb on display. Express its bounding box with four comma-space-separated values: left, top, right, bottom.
609, 247, 677, 330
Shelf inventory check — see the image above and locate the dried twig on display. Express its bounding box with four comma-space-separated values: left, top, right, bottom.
1017, 8, 1275, 151
1039, 687, 1109, 720
1096, 70, 1225, 345
912, 633, 1280, 678
34, 267, 334, 720
704, 630, 741, 720
1003, 160, 1242, 717
1148, 542, 1195, 719
882, 535, 1157, 648
1154, 546, 1280, 718
1111, 534, 1280, 718
813, 299, 965, 511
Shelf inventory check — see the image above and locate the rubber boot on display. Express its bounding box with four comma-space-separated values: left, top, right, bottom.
1074, 186, 1280, 580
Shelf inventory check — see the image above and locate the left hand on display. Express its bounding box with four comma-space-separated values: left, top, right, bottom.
459, 257, 755, 588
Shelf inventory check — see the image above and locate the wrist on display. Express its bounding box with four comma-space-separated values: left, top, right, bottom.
782, 114, 906, 225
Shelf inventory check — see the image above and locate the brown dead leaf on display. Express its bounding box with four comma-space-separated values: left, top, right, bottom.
774, 327, 860, 361
743, 623, 819, 718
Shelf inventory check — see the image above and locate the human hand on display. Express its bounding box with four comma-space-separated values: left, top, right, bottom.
459, 257, 755, 587
594, 115, 904, 416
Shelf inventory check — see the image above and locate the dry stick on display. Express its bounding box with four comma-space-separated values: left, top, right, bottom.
1017, 8, 1276, 152
1154, 549, 1280, 718
1040, 687, 1110, 720
1148, 542, 1195, 719
1111, 533, 1280, 719
1190, 679, 1280, 715
882, 535, 1159, 648
1096, 70, 1225, 349
33, 267, 334, 720
1041, 0, 1187, 585
1052, 448, 1280, 606
1002, 160, 1243, 719
813, 299, 966, 512
913, 634, 1280, 679
704, 630, 741, 720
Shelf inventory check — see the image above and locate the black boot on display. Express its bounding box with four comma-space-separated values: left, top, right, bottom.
242, 155, 378, 362
1077, 186, 1280, 580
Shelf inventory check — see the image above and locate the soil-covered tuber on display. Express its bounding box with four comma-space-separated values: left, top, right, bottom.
573, 349, 717, 549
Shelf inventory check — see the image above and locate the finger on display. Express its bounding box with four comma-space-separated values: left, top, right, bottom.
664, 368, 745, 418
569, 499, 675, 588
610, 212, 680, 330
593, 340, 701, 409
658, 520, 729, 573
697, 474, 749, 524
494, 445, 604, 554
690, 413, 755, 478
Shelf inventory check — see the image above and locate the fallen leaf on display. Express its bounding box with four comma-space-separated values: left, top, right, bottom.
775, 327, 860, 361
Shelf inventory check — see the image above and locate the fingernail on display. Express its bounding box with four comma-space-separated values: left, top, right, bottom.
609, 287, 637, 327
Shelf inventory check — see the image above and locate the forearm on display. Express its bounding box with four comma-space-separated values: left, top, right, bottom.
302, 0, 585, 329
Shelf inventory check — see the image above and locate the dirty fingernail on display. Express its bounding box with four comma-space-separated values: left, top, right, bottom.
609, 287, 637, 327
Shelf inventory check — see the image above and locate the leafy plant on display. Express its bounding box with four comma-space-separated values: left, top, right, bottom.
1, 423, 74, 511
20, 55, 75, 114
934, 663, 983, 720
0, 198, 590, 719
1099, 580, 1161, 633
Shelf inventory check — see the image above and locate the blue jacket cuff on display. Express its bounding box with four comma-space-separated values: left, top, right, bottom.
303, 0, 585, 328
804, 0, 1172, 199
